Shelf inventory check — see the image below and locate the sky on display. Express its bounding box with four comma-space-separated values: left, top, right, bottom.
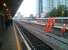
16, 0, 37, 17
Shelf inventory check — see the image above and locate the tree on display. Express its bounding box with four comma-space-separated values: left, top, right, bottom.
47, 5, 68, 17
47, 8, 57, 17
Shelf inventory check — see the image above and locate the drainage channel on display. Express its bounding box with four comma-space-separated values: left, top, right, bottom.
18, 24, 53, 50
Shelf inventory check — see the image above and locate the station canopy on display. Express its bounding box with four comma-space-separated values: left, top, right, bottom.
4, 0, 23, 17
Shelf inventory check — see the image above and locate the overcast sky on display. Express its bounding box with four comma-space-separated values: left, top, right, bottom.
16, 0, 37, 17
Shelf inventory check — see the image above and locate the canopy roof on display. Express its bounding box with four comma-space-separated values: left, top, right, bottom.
3, 0, 23, 17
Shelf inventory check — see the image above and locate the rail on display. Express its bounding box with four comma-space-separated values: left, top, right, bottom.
14, 23, 32, 50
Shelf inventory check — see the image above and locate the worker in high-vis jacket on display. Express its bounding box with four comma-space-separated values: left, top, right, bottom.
44, 17, 55, 33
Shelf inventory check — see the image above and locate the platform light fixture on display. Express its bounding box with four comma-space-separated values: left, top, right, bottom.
3, 3, 7, 7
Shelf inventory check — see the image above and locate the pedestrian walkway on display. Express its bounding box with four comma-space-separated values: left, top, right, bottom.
54, 23, 68, 29
23, 20, 68, 30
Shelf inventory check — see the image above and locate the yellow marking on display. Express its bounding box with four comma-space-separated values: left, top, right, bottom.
13, 25, 22, 50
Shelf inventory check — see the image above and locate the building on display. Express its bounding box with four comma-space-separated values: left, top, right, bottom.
36, 0, 44, 17
38, 0, 43, 17
38, 0, 68, 12
37, 0, 68, 17
47, 0, 68, 11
